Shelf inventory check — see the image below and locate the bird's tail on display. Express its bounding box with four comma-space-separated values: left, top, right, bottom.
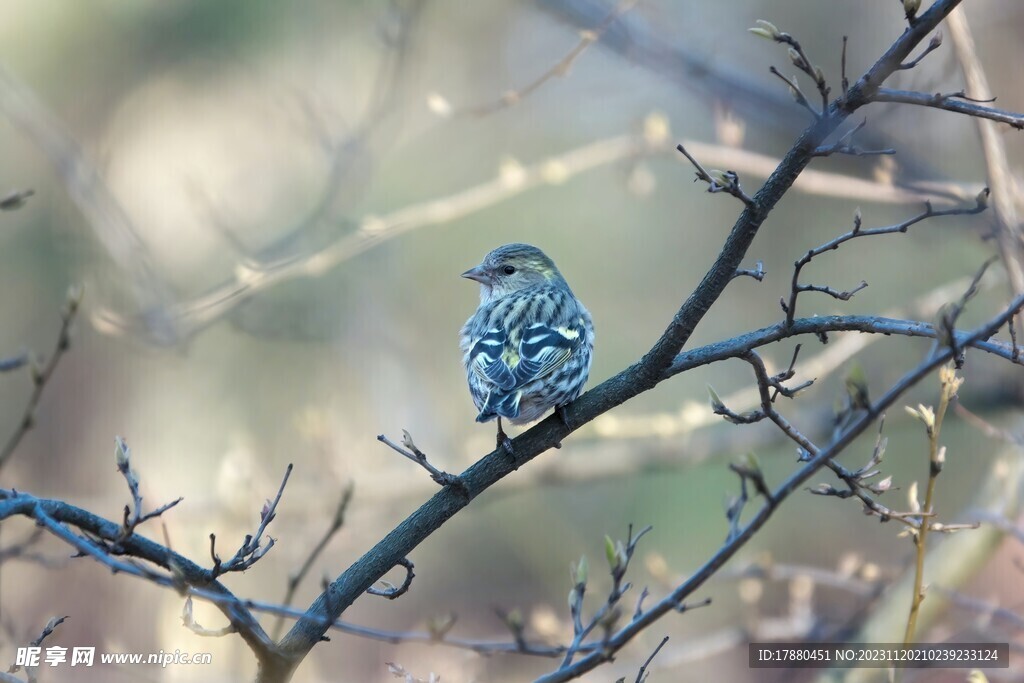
476, 390, 522, 422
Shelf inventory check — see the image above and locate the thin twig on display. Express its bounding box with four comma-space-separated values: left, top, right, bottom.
768, 66, 820, 119
114, 436, 183, 541
378, 432, 462, 489
0, 288, 81, 470
450, 0, 638, 117
783, 196, 988, 325
365, 557, 415, 600
676, 143, 756, 207
733, 261, 766, 281
211, 464, 293, 577
813, 119, 895, 156
840, 36, 849, 95
561, 525, 655, 668
633, 635, 669, 683
897, 32, 943, 70
272, 482, 355, 639
872, 88, 1024, 129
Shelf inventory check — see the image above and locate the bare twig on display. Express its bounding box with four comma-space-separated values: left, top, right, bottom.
0, 352, 28, 373
7, 615, 67, 683
632, 635, 669, 683
0, 287, 81, 470
182, 597, 236, 638
676, 143, 756, 207
935, 256, 998, 365
897, 32, 943, 70
954, 402, 1024, 447
365, 557, 415, 600
561, 525, 656, 668
0, 188, 34, 211
783, 196, 988, 325
813, 119, 896, 157
752, 21, 830, 112
446, 0, 637, 117
113, 436, 183, 541
733, 261, 766, 281
378, 432, 462, 489
872, 88, 1024, 129
272, 482, 355, 639
211, 464, 293, 578
92, 132, 984, 345
768, 66, 820, 119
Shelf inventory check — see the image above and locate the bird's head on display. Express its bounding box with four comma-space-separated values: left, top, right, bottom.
462, 243, 565, 302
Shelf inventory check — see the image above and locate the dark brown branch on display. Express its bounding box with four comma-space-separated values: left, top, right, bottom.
1010, 313, 1019, 362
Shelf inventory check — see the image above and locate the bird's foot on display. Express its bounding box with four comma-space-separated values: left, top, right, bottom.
556, 405, 573, 431
496, 418, 518, 469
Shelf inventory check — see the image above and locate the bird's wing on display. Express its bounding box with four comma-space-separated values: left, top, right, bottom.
469, 321, 582, 391
468, 328, 516, 391
511, 322, 582, 386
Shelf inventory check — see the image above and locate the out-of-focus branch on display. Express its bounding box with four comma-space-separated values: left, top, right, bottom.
436, 0, 637, 117
946, 7, 1024, 304
0, 65, 179, 343
93, 130, 981, 344
0, 286, 82, 470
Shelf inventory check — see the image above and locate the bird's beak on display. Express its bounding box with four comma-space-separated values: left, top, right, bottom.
461, 265, 491, 285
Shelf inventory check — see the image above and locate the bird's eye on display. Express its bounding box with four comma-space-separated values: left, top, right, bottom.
502, 265, 516, 275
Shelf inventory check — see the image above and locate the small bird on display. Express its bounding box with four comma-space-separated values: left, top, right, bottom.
460, 243, 594, 454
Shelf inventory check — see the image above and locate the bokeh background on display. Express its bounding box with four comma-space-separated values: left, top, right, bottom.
0, 1, 1022, 681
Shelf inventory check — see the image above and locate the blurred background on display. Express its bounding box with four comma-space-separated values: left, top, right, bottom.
0, 1, 1022, 681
